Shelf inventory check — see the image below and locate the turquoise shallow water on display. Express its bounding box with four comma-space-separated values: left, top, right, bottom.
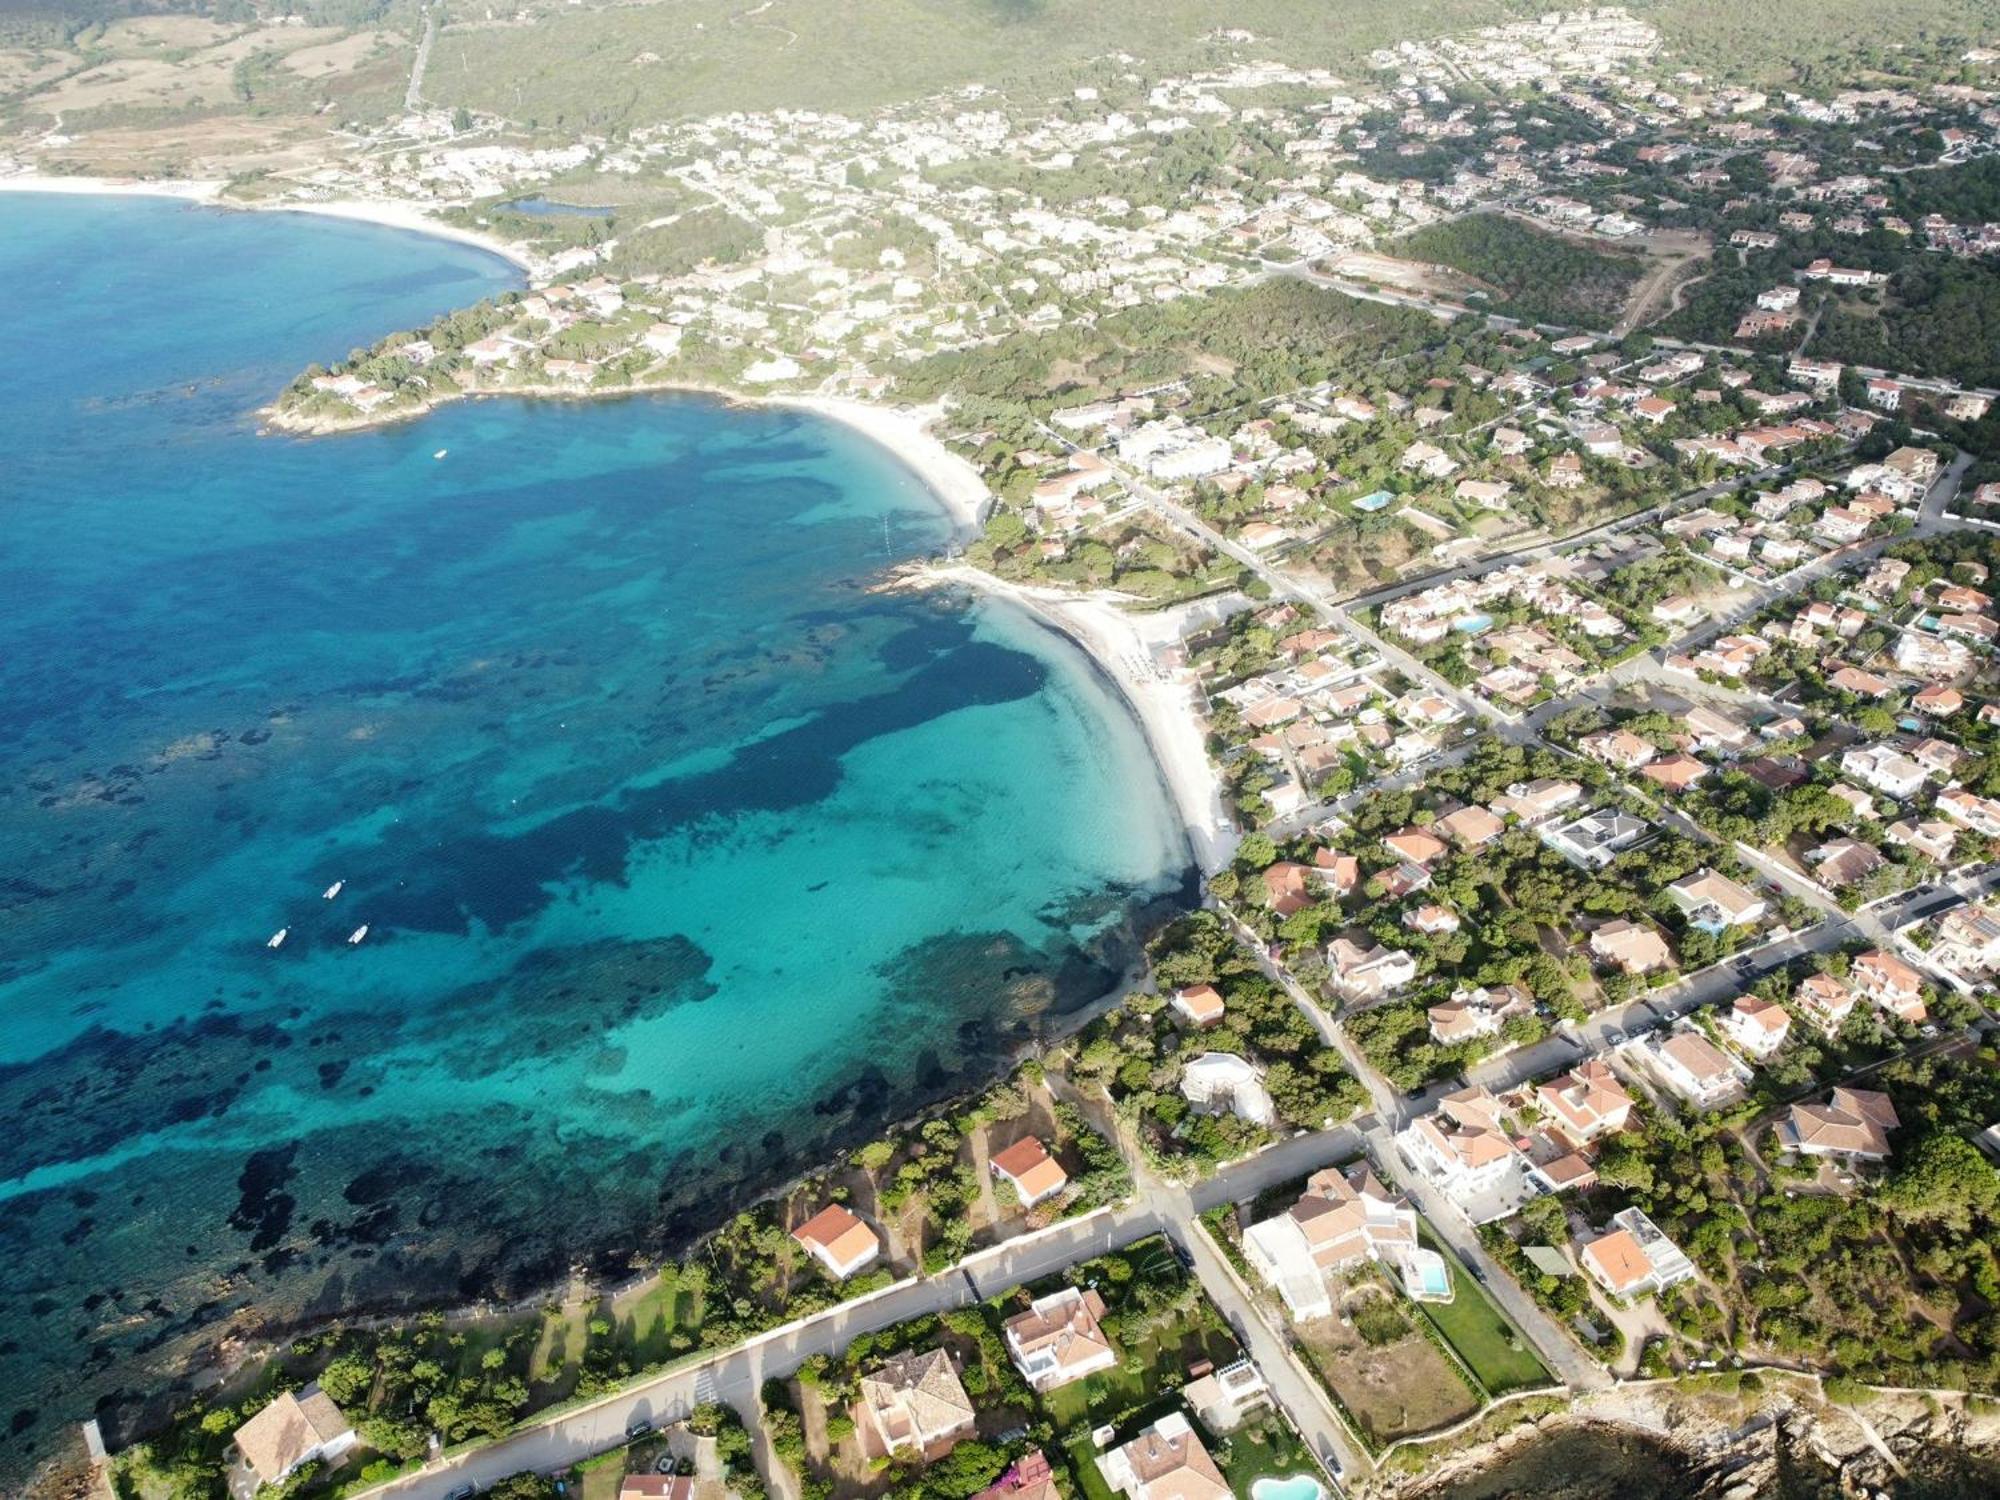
0, 194, 1190, 1473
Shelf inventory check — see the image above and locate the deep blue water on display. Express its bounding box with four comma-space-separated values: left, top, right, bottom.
0, 194, 1190, 1475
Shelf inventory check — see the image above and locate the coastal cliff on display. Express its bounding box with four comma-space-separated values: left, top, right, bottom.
1389, 1378, 2000, 1500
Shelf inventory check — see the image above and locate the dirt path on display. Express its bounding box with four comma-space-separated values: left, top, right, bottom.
729, 0, 799, 49
967, 1128, 1000, 1229
1616, 238, 1710, 336
404, 3, 434, 111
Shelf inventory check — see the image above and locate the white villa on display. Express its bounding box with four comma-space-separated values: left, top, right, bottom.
1242, 1163, 1449, 1319
1003, 1286, 1117, 1391
1180, 1053, 1276, 1127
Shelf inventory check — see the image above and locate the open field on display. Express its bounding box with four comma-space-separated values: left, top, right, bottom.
1295, 1291, 1482, 1448
26, 25, 346, 114
283, 29, 399, 80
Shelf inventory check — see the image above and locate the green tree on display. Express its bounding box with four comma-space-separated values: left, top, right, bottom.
1883, 1133, 2000, 1231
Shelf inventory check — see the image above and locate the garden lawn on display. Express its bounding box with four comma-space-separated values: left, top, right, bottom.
1064, 1433, 1121, 1500
1040, 1311, 1237, 1429
1416, 1232, 1551, 1396
1215, 1414, 1318, 1491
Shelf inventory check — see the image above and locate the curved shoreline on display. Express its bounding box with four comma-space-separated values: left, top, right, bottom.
0, 174, 541, 273
910, 565, 1240, 875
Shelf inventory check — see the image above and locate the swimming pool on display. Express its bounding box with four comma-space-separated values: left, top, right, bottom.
1452, 612, 1495, 634
1352, 489, 1395, 512
1252, 1476, 1327, 1500
1411, 1258, 1452, 1297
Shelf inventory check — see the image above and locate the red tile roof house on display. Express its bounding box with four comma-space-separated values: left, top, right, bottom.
1579, 1207, 1696, 1299
1589, 918, 1672, 975
972, 1451, 1062, 1500
619, 1478, 695, 1500
1640, 753, 1710, 793
1535, 1059, 1635, 1148
990, 1136, 1069, 1209
792, 1203, 882, 1281
1428, 985, 1531, 1045
1645, 1027, 1751, 1107
1720, 996, 1791, 1059
1852, 949, 1928, 1024
1435, 803, 1506, 848
1002, 1287, 1115, 1391
233, 1388, 357, 1491
1808, 837, 1886, 889
1778, 1087, 1900, 1160
1097, 1412, 1230, 1500
1794, 972, 1858, 1037
1383, 827, 1450, 867
1261, 861, 1317, 916
1169, 983, 1226, 1028
1582, 728, 1658, 771
1314, 847, 1361, 897
858, 1348, 976, 1459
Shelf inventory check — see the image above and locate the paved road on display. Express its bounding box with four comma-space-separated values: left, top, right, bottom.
1213, 908, 1596, 1392
362, 1116, 1385, 1498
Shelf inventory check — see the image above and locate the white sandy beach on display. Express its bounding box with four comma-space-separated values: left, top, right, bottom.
0, 173, 540, 273
778, 395, 992, 538
923, 565, 1244, 874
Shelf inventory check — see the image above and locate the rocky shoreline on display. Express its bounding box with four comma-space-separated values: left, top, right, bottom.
1386, 1377, 2000, 1499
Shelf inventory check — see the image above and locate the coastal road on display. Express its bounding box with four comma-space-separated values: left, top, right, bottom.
359, 1120, 1386, 1499
1212, 906, 1598, 1392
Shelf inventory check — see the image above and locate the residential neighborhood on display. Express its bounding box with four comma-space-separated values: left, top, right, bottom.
52, 4, 2000, 1500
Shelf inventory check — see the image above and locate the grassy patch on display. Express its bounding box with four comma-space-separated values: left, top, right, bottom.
1214, 1413, 1318, 1492
1413, 1232, 1551, 1396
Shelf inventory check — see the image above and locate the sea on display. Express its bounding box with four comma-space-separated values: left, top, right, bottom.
0, 193, 1192, 1477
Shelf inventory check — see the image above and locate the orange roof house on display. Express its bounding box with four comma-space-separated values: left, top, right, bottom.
1780, 1087, 1899, 1159
1313, 848, 1361, 896
973, 1452, 1061, 1500
619, 1479, 696, 1500
1262, 861, 1316, 916
1003, 1287, 1115, 1391
1536, 1059, 1634, 1147
1640, 753, 1710, 792
1852, 949, 1927, 1023
1579, 1208, 1694, 1297
1436, 804, 1506, 847
793, 1203, 882, 1281
1169, 983, 1226, 1027
1383, 827, 1449, 867
990, 1137, 1069, 1208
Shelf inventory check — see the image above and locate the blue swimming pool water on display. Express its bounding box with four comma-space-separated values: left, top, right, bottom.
1252, 1475, 1327, 1500
1453, 613, 1495, 634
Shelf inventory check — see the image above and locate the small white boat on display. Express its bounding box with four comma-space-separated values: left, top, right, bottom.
323, 880, 344, 900
347, 925, 369, 945
267, 928, 288, 949
433, 448, 448, 460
